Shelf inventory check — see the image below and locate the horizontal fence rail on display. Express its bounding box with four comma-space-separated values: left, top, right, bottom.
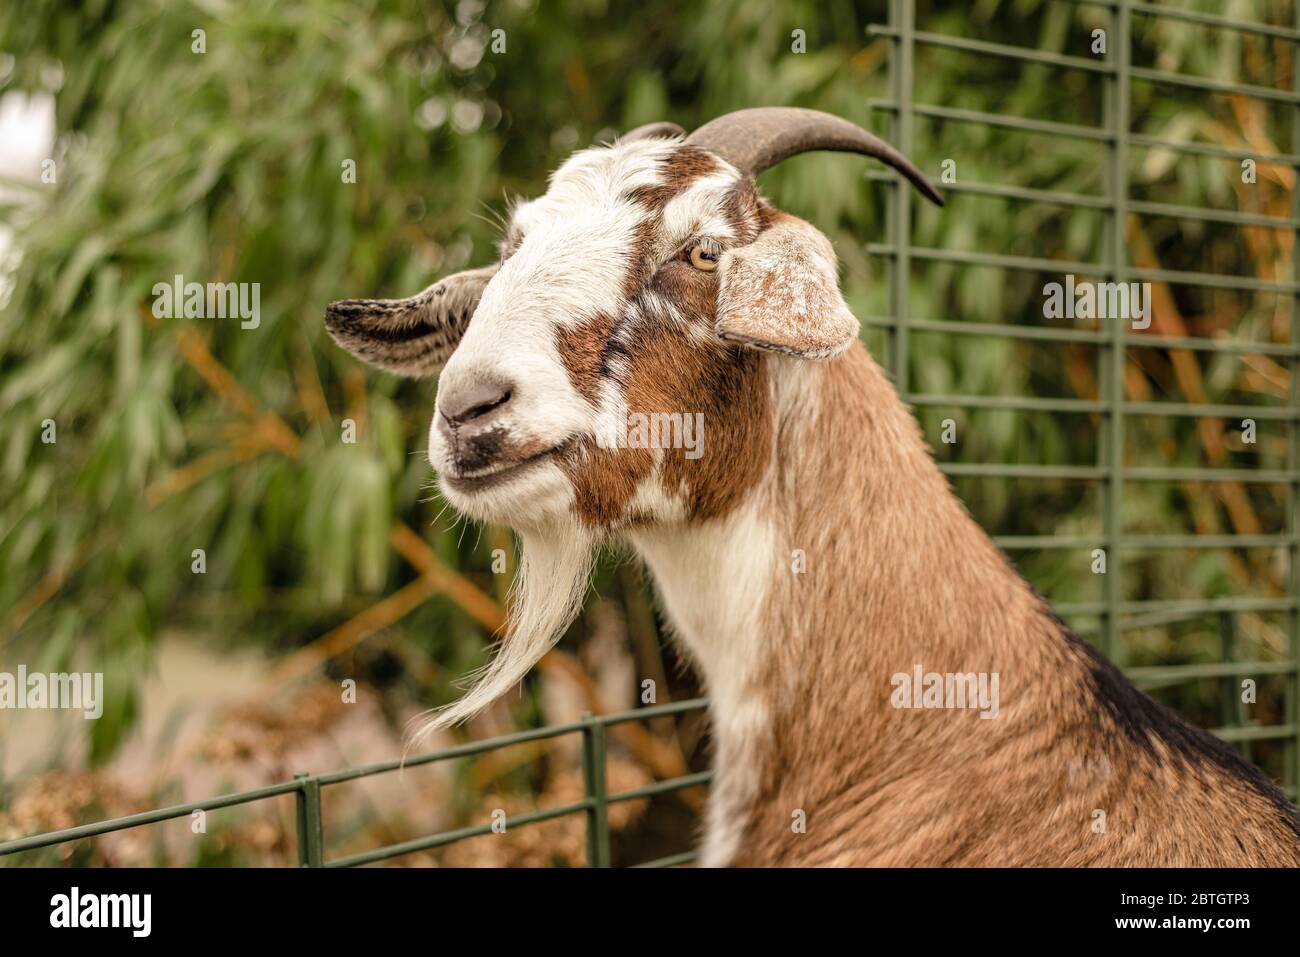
0, 699, 712, 868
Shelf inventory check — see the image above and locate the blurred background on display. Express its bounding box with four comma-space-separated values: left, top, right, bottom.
0, 0, 1297, 865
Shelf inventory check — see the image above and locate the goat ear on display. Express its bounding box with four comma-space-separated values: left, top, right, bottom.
715, 215, 858, 360
324, 264, 497, 377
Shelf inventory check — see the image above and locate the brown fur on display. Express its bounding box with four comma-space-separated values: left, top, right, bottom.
556, 312, 617, 403
718, 346, 1300, 866
556, 319, 771, 527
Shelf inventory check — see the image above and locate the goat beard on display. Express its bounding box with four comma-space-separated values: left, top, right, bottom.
408, 523, 595, 745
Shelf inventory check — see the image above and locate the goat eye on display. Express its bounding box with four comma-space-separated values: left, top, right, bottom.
688, 243, 720, 271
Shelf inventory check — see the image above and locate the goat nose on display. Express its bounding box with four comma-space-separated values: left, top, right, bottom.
438, 377, 513, 426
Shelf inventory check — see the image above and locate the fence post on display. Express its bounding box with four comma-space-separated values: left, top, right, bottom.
295, 773, 325, 867
1099, 0, 1132, 667
1288, 0, 1300, 801
580, 712, 611, 868
1217, 612, 1253, 761
886, 0, 915, 388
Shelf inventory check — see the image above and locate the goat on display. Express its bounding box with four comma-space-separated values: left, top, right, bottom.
325, 107, 1300, 866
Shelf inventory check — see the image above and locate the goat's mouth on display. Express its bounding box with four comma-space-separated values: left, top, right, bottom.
440, 439, 574, 494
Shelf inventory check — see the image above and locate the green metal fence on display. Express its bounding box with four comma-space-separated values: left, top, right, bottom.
3, 0, 1299, 867
869, 0, 1300, 798
0, 699, 711, 867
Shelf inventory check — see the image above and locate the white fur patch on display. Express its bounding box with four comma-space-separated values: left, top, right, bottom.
627, 499, 777, 866
656, 169, 741, 258
410, 521, 594, 737
625, 468, 687, 525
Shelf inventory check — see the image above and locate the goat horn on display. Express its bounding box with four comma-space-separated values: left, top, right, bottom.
620, 120, 685, 142
686, 107, 943, 206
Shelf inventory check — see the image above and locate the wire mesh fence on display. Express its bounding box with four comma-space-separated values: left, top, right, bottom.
0, 700, 711, 867
866, 0, 1300, 798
